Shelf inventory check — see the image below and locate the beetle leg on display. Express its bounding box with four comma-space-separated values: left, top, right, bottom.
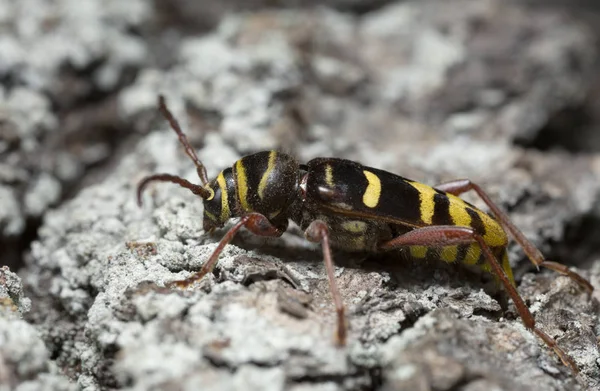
304, 220, 347, 346
167, 213, 282, 289
434, 179, 593, 293
379, 225, 579, 374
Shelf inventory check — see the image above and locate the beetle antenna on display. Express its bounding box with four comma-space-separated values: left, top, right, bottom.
158, 95, 210, 186
137, 174, 211, 207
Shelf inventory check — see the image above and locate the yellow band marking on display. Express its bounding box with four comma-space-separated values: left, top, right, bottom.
479, 210, 507, 247
408, 181, 436, 224
325, 164, 334, 187
341, 220, 368, 233
362, 170, 381, 208
448, 198, 471, 227
269, 209, 282, 220
463, 244, 481, 265
440, 245, 458, 263
216, 172, 230, 221
205, 186, 215, 201
258, 151, 277, 200
447, 194, 507, 248
204, 209, 217, 222
235, 160, 250, 212
410, 245, 427, 258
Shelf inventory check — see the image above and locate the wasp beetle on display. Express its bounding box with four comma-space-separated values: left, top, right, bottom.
137, 96, 593, 374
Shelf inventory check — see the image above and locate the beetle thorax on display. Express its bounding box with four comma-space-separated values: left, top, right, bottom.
202, 151, 300, 231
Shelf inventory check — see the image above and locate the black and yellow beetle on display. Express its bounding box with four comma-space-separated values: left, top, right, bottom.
137, 96, 593, 374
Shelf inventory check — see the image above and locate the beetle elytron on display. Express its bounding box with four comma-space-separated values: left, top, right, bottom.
137, 96, 593, 374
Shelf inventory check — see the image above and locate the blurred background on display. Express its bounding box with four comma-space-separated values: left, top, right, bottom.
2, 0, 600, 273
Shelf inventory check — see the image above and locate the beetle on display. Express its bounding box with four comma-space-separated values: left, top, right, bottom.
137, 96, 593, 374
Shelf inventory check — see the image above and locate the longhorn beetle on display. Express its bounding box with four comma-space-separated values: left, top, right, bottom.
137, 96, 593, 374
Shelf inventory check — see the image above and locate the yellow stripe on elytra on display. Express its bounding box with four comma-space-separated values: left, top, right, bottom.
410, 245, 427, 258
258, 151, 277, 200
448, 197, 471, 227
235, 160, 250, 212
216, 172, 230, 221
440, 245, 458, 263
408, 181, 436, 224
478, 210, 507, 247
362, 170, 381, 208
325, 164, 334, 187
